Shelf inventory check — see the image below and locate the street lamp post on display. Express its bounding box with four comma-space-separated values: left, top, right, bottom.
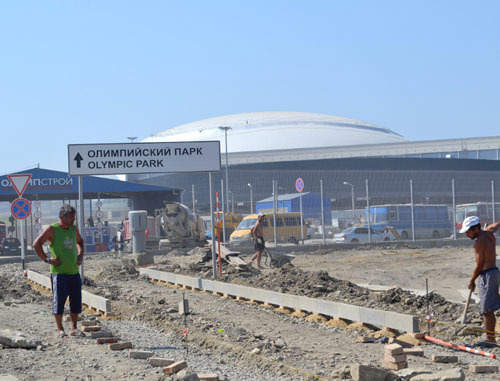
218, 126, 232, 213
247, 183, 253, 214
127, 136, 137, 143
343, 182, 355, 221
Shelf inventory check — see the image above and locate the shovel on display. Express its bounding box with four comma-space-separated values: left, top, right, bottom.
460, 289, 473, 325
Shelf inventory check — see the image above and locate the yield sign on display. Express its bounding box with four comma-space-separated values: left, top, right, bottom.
7, 173, 32, 197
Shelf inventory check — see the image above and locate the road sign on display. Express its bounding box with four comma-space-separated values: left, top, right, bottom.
34, 211, 42, 219
68, 141, 221, 176
34, 223, 42, 231
8, 174, 32, 196
96, 200, 103, 208
96, 210, 103, 218
95, 222, 103, 230
11, 198, 31, 220
295, 178, 305, 192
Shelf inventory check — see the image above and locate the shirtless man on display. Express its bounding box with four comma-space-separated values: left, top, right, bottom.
460, 216, 500, 345
247, 213, 266, 269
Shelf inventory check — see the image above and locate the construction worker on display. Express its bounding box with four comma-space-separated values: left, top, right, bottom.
247, 213, 266, 269
461, 216, 500, 346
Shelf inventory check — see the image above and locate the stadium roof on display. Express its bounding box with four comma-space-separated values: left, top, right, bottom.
143, 111, 408, 152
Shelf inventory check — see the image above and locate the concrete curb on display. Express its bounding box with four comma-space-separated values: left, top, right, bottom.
139, 268, 419, 333
26, 270, 111, 314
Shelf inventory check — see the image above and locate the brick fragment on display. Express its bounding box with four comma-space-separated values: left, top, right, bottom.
402, 347, 424, 357
382, 360, 407, 370
388, 337, 412, 348
81, 320, 99, 326
147, 357, 175, 367
197, 374, 219, 381
383, 353, 407, 363
431, 354, 458, 363
469, 364, 499, 373
409, 332, 425, 339
163, 360, 187, 375
109, 341, 132, 350
91, 330, 113, 338
129, 350, 154, 359
384, 343, 403, 355
81, 325, 101, 332
96, 337, 118, 344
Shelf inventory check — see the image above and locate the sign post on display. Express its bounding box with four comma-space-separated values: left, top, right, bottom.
68, 141, 221, 278
295, 178, 305, 245
8, 174, 32, 271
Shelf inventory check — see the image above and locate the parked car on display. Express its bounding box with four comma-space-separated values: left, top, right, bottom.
1, 237, 22, 255
333, 227, 393, 243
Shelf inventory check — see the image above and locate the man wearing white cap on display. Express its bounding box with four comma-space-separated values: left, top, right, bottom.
460, 216, 500, 345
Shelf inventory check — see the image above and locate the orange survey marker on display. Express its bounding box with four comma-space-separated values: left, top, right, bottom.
424, 335, 496, 359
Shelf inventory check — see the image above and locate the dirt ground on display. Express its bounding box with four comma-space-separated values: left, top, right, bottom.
1, 242, 500, 380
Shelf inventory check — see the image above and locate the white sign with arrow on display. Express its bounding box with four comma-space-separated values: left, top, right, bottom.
68, 141, 221, 176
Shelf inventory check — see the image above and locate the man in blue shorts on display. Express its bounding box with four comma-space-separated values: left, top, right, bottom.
34, 204, 84, 337
461, 216, 500, 345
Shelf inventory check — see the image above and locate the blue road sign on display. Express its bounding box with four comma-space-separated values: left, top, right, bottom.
11, 198, 31, 220
295, 178, 305, 192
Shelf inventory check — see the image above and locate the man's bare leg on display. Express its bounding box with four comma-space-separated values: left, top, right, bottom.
54, 314, 64, 334
247, 251, 259, 265
256, 250, 263, 269
69, 312, 79, 333
483, 312, 497, 343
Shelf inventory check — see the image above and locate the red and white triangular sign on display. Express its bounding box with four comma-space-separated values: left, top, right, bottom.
8, 174, 32, 197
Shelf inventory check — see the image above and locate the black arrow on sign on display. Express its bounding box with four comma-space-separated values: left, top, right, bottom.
74, 153, 83, 168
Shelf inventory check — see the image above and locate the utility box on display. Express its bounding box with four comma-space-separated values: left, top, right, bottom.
129, 210, 147, 253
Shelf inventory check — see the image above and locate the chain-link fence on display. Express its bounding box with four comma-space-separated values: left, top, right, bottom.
186, 167, 500, 245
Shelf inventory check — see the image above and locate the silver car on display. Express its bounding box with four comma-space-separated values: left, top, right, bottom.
333, 227, 393, 243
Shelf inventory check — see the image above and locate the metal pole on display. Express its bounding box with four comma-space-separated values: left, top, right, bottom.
320, 179, 325, 245
218, 126, 231, 213
78, 176, 85, 281
299, 191, 304, 245
20, 220, 25, 271
248, 183, 253, 214
191, 184, 196, 217
366, 179, 371, 243
492, 180, 496, 223
410, 179, 415, 241
351, 186, 355, 221
221, 179, 226, 242
452, 179, 457, 240
273, 180, 277, 247
209, 173, 217, 279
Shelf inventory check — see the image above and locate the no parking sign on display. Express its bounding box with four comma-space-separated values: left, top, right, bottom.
11, 198, 31, 220
295, 178, 304, 192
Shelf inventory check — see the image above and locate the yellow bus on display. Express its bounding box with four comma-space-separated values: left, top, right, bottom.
229, 213, 305, 246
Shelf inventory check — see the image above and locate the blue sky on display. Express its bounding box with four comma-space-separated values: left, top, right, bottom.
1, 1, 499, 174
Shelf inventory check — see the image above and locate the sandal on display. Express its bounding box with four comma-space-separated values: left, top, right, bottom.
58, 331, 68, 338
69, 330, 86, 337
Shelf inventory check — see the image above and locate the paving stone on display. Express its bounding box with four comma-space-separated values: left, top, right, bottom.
81, 320, 99, 326
90, 330, 114, 338
381, 360, 407, 370
383, 353, 406, 363
109, 341, 132, 350
402, 347, 424, 357
197, 374, 219, 381
96, 337, 118, 344
350, 364, 389, 381
431, 354, 458, 363
396, 333, 427, 346
147, 357, 176, 367
469, 364, 499, 373
129, 349, 154, 359
384, 343, 403, 355
81, 325, 101, 332
388, 337, 413, 348
163, 360, 187, 375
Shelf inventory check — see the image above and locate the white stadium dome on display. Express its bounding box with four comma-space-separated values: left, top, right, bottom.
143, 111, 408, 152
